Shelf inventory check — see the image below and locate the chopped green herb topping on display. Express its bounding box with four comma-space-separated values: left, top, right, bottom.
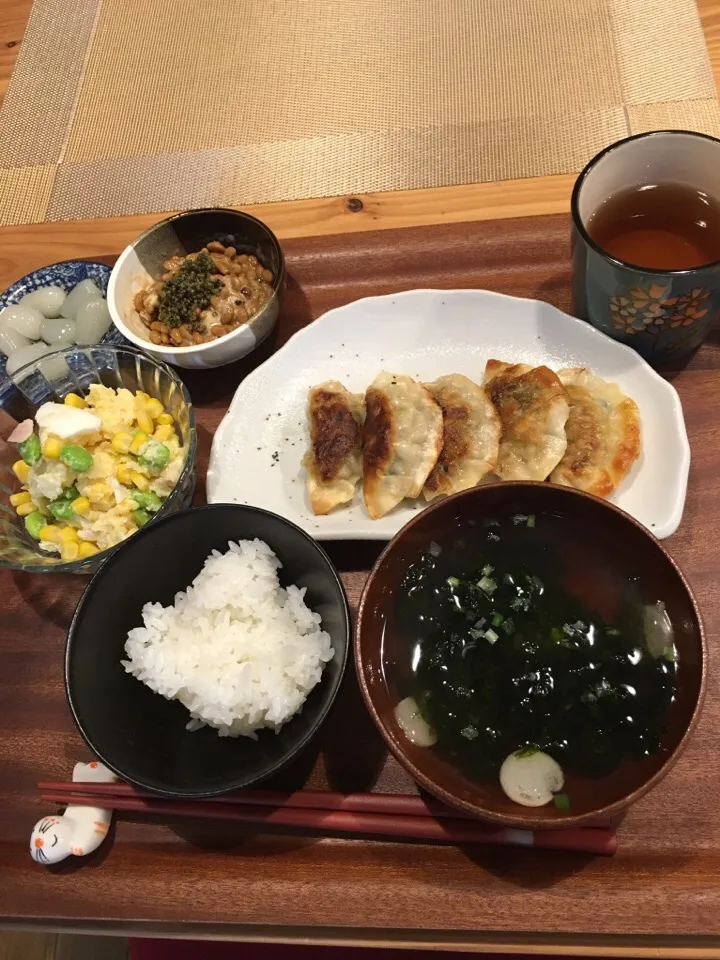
158, 252, 221, 329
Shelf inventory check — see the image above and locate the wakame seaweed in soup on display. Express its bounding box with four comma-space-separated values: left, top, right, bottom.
394, 512, 678, 785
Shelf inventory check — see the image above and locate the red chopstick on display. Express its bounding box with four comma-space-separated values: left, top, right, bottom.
38, 785, 616, 855
38, 783, 475, 818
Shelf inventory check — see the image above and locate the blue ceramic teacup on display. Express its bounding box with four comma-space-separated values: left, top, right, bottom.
571, 130, 720, 365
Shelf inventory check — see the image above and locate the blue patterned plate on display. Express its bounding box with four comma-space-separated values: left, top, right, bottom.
0, 260, 125, 383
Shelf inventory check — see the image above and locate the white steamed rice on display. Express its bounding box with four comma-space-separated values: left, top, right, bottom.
122, 539, 334, 738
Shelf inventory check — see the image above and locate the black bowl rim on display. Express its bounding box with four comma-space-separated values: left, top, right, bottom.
65, 502, 351, 797
355, 480, 707, 829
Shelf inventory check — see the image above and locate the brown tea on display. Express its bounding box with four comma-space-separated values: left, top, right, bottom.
586, 182, 720, 270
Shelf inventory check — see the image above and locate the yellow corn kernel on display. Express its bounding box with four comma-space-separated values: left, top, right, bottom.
153, 424, 175, 442
39, 525, 63, 543
146, 398, 164, 419
71, 496, 90, 516
84, 482, 113, 502
42, 437, 64, 459
129, 431, 148, 455
156, 413, 174, 426
64, 393, 87, 409
116, 463, 133, 485
12, 460, 30, 483
136, 412, 153, 435
59, 525, 78, 541
78, 542, 99, 559
60, 540, 80, 562
15, 501, 36, 517
9, 491, 32, 506
111, 432, 133, 454
129, 470, 149, 491
135, 391, 150, 404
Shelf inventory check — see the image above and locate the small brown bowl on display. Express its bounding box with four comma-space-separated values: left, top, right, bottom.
355, 482, 706, 829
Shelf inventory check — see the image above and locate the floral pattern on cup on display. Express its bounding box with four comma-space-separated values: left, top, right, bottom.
609, 285, 712, 336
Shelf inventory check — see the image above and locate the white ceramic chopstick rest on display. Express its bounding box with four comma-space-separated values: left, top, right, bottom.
30, 761, 117, 865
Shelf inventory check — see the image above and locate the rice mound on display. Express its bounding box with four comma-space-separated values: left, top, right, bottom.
122, 539, 335, 738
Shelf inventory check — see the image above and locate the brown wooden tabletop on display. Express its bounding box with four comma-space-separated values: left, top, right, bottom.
2, 0, 720, 951
1, 215, 720, 954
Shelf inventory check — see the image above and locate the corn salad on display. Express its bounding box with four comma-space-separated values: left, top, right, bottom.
9, 386, 185, 560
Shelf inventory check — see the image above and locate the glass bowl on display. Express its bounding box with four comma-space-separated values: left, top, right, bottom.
0, 344, 196, 574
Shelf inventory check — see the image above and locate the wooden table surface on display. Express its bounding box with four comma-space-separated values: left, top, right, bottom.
2, 0, 720, 952
0, 0, 716, 275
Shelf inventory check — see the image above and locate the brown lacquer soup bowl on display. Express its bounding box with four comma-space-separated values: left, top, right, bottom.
355, 482, 706, 829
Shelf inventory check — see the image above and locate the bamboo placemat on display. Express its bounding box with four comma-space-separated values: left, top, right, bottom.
0, 0, 718, 226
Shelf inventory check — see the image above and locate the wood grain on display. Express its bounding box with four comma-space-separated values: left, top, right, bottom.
0, 1, 717, 257
1, 0, 720, 947
2, 215, 720, 948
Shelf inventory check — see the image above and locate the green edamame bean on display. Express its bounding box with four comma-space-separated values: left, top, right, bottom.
62, 485, 80, 501
24, 511, 45, 540
132, 508, 150, 528
48, 499, 74, 522
138, 441, 170, 472
59, 444, 93, 472
130, 490, 162, 513
18, 433, 41, 466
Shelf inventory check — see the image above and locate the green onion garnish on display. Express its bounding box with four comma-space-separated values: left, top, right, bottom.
446, 576, 460, 588
502, 617, 515, 635
477, 576, 496, 594
492, 613, 504, 628
482, 564, 494, 577
526, 514, 536, 528
484, 628, 499, 644
553, 793, 570, 811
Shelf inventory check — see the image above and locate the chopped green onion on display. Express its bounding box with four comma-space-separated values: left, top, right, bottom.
446, 576, 460, 588
607, 628, 620, 637
551, 627, 568, 644
461, 725, 478, 740
512, 513, 528, 524
468, 628, 483, 640
492, 613, 504, 628
514, 745, 538, 758
553, 793, 570, 811
501, 617, 515, 635
477, 576, 496, 594
662, 645, 677, 662
484, 628, 499, 644
482, 564, 494, 577
526, 514, 536, 528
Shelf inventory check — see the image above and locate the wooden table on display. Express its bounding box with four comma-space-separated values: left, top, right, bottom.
2, 0, 720, 954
